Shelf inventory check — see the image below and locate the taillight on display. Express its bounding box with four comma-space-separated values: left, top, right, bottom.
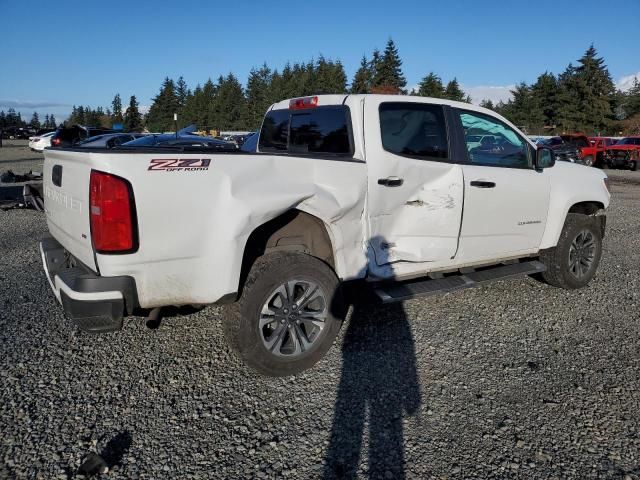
52, 138, 61, 146
89, 170, 137, 253
289, 96, 318, 110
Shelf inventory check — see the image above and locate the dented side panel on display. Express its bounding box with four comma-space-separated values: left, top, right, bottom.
363, 96, 464, 279
83, 152, 367, 308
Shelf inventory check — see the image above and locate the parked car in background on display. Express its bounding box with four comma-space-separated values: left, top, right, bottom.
605, 136, 640, 170
50, 125, 115, 148
77, 133, 146, 149
29, 131, 56, 151
120, 125, 237, 150
1, 126, 33, 139
587, 137, 618, 168
536, 136, 582, 164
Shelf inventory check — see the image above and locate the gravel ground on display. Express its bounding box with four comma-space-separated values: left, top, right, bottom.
1, 144, 639, 479
0, 140, 45, 174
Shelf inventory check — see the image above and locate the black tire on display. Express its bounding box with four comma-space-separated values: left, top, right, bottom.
583, 155, 594, 167
631, 160, 639, 172
539, 213, 602, 289
222, 251, 344, 376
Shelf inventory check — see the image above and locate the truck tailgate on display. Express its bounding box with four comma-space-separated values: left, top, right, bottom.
43, 149, 97, 271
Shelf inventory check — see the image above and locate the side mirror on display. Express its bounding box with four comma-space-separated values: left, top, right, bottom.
535, 147, 555, 170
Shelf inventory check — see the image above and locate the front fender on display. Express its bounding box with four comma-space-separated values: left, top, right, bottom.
539, 163, 610, 249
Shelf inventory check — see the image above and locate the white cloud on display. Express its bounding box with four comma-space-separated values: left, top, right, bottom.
616, 72, 640, 92
0, 99, 71, 109
138, 104, 150, 115
462, 85, 515, 105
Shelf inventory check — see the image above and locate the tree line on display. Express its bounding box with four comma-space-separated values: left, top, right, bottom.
29, 39, 640, 136
65, 94, 143, 132
490, 46, 639, 135
0, 108, 57, 130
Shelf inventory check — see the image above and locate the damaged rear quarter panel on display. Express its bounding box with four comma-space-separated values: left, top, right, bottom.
96, 152, 367, 308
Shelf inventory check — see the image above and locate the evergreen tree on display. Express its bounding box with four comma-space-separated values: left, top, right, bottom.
313, 56, 347, 94
555, 63, 581, 132
444, 78, 470, 102
416, 72, 445, 98
623, 77, 640, 118
182, 83, 203, 127
0, 111, 5, 129
146, 77, 179, 132
531, 72, 559, 129
176, 76, 189, 108
479, 99, 494, 110
574, 45, 615, 133
44, 114, 50, 128
200, 78, 218, 128
111, 94, 123, 123
30, 112, 40, 129
499, 83, 542, 133
245, 64, 273, 129
351, 55, 372, 94
124, 95, 143, 132
211, 74, 247, 130
49, 114, 57, 128
76, 106, 86, 125
371, 39, 406, 93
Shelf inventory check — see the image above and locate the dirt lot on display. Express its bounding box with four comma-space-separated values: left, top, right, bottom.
1, 141, 639, 479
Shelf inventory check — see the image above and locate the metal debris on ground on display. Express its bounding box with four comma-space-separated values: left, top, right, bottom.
0, 170, 44, 211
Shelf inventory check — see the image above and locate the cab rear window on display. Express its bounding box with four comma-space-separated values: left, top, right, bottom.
259, 106, 353, 156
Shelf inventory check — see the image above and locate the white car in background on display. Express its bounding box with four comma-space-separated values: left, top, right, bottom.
29, 131, 55, 152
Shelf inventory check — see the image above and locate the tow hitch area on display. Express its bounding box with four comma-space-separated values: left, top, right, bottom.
40, 235, 138, 333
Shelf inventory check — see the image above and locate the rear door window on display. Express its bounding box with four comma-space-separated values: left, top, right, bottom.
379, 102, 449, 161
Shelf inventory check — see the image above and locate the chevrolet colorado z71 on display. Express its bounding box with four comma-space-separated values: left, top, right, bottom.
40, 94, 610, 376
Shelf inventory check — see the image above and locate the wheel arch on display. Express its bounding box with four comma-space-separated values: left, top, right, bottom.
540, 199, 607, 249
237, 209, 337, 296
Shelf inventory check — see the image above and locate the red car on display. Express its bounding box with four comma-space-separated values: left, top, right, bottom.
605, 137, 640, 171
587, 136, 618, 168
560, 134, 598, 166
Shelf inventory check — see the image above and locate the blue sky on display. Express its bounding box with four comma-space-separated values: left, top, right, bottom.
1, 0, 639, 121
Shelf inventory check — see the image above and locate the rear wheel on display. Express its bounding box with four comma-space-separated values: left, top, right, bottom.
631, 160, 639, 172
222, 252, 344, 376
539, 213, 602, 289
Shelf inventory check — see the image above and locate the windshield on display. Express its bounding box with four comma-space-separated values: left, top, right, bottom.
539, 137, 562, 146
122, 135, 162, 147
615, 138, 640, 145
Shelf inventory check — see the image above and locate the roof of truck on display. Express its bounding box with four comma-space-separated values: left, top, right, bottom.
269, 94, 495, 116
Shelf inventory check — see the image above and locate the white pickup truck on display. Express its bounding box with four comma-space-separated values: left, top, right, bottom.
41, 94, 610, 375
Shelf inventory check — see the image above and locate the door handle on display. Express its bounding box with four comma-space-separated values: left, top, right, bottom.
470, 180, 496, 188
378, 177, 404, 187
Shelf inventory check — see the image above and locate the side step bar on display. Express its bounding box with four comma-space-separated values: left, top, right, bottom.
374, 260, 546, 303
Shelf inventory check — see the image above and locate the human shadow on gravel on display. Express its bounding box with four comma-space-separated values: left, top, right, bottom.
324, 297, 421, 479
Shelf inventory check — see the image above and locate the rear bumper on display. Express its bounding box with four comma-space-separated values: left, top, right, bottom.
40, 235, 138, 333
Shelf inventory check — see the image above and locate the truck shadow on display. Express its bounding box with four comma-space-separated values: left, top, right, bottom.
324, 288, 421, 479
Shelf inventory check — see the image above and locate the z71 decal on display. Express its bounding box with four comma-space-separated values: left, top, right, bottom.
148, 159, 211, 172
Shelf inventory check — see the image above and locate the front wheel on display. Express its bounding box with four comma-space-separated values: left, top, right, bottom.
539, 213, 603, 289
222, 252, 344, 376
631, 160, 639, 172
582, 155, 594, 167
